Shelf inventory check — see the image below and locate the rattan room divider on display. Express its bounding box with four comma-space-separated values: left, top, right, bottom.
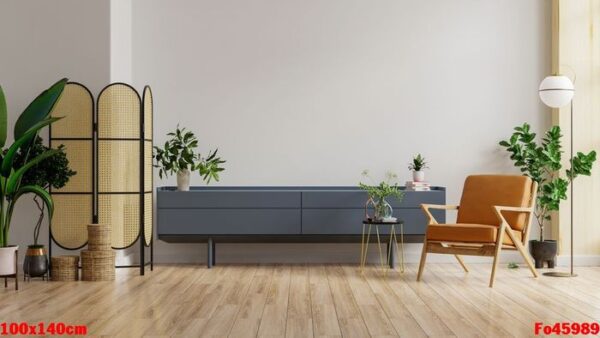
49, 82, 153, 275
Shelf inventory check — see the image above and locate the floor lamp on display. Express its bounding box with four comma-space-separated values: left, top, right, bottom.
538, 75, 576, 277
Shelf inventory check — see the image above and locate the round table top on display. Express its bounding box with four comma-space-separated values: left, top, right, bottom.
362, 218, 403, 225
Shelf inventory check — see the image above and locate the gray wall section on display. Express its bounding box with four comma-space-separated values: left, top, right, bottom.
157, 187, 445, 238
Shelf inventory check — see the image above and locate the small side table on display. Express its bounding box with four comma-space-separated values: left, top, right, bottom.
360, 219, 404, 275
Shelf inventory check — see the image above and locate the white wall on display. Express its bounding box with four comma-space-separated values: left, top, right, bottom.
132, 0, 552, 263
111, 0, 133, 82
0, 0, 111, 258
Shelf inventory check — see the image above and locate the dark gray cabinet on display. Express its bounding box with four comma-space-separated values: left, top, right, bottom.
157, 186, 446, 267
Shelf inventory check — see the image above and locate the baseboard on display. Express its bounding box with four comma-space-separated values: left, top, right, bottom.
34, 243, 600, 267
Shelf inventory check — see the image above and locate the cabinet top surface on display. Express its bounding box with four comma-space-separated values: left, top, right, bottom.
157, 186, 445, 192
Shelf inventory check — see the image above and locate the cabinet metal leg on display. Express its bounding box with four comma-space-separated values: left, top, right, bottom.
207, 237, 213, 269
212, 241, 216, 266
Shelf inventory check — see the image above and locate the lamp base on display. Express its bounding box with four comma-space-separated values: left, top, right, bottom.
543, 271, 577, 278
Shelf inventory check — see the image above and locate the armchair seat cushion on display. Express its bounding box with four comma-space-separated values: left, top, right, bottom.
426, 223, 521, 246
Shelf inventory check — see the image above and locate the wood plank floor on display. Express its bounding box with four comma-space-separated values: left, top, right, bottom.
2, 263, 600, 337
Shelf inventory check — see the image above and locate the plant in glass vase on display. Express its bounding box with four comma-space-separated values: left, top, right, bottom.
359, 170, 404, 221
499, 122, 596, 268
153, 126, 225, 191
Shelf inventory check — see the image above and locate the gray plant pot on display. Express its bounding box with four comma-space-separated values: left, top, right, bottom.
529, 240, 558, 269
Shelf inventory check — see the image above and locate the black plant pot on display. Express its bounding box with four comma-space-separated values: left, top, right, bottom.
23, 245, 48, 278
529, 240, 558, 269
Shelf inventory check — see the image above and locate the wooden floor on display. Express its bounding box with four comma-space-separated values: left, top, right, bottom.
2, 263, 600, 337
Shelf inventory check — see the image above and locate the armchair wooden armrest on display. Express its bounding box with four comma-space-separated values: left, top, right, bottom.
493, 205, 534, 230
421, 204, 459, 224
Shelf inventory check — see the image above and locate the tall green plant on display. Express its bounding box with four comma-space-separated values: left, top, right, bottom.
0, 79, 67, 247
499, 122, 597, 241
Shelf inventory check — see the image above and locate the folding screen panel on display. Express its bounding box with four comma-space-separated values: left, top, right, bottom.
49, 82, 94, 250
96, 83, 142, 249
142, 86, 153, 247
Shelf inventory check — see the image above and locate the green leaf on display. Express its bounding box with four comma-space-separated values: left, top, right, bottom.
0, 86, 7, 148
14, 78, 67, 140
13, 185, 54, 219
0, 117, 61, 177
6, 149, 60, 195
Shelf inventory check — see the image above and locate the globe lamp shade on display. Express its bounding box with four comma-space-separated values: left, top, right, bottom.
539, 75, 574, 108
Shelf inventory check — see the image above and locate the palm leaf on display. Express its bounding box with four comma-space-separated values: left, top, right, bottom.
6, 149, 60, 195
0, 117, 61, 177
14, 78, 67, 140
13, 185, 54, 218
0, 86, 7, 148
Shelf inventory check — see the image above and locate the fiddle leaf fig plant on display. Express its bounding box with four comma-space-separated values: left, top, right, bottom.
0, 79, 67, 248
153, 125, 225, 183
499, 122, 597, 241
14, 136, 76, 247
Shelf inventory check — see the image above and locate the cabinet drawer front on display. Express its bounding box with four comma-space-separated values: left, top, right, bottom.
301, 208, 444, 235
302, 190, 445, 208
157, 191, 301, 208
158, 209, 301, 235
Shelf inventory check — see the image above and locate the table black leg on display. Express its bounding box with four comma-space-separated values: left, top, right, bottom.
207, 237, 213, 269
388, 242, 396, 269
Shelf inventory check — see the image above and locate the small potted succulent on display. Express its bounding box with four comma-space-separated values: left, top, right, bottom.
359, 170, 404, 221
14, 136, 76, 278
153, 126, 225, 191
500, 123, 596, 268
408, 154, 428, 182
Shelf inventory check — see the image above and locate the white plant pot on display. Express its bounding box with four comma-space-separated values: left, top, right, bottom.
413, 170, 425, 182
0, 245, 18, 276
177, 169, 191, 191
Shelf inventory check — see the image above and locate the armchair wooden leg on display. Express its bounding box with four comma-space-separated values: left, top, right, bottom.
513, 237, 539, 278
417, 240, 428, 281
454, 255, 469, 273
489, 226, 506, 288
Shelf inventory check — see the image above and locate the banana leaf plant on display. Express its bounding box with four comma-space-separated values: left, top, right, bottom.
0, 79, 67, 248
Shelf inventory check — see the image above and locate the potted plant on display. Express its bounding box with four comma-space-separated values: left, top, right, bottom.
14, 136, 76, 278
408, 154, 428, 182
0, 79, 66, 276
359, 170, 404, 221
500, 123, 596, 268
153, 126, 225, 191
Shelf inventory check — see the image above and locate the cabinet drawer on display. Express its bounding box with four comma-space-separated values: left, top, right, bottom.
301, 208, 444, 235
301, 190, 445, 208
158, 209, 301, 235
157, 191, 301, 208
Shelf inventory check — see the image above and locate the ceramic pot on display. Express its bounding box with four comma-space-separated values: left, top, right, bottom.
177, 169, 191, 191
0, 245, 18, 276
413, 170, 425, 182
529, 240, 558, 268
23, 246, 48, 277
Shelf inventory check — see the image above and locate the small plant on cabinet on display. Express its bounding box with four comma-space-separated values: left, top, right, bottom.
153, 125, 225, 191
408, 154, 428, 182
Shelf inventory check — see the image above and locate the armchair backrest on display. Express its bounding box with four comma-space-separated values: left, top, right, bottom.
457, 175, 534, 231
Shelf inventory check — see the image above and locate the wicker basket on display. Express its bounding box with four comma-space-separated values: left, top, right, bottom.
51, 255, 79, 281
87, 224, 111, 251
81, 250, 115, 281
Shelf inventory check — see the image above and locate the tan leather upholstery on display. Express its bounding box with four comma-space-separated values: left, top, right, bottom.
426, 223, 522, 246
456, 175, 532, 231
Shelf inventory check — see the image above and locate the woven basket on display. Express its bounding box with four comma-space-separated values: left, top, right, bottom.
81, 250, 115, 281
51, 255, 79, 281
87, 224, 111, 251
